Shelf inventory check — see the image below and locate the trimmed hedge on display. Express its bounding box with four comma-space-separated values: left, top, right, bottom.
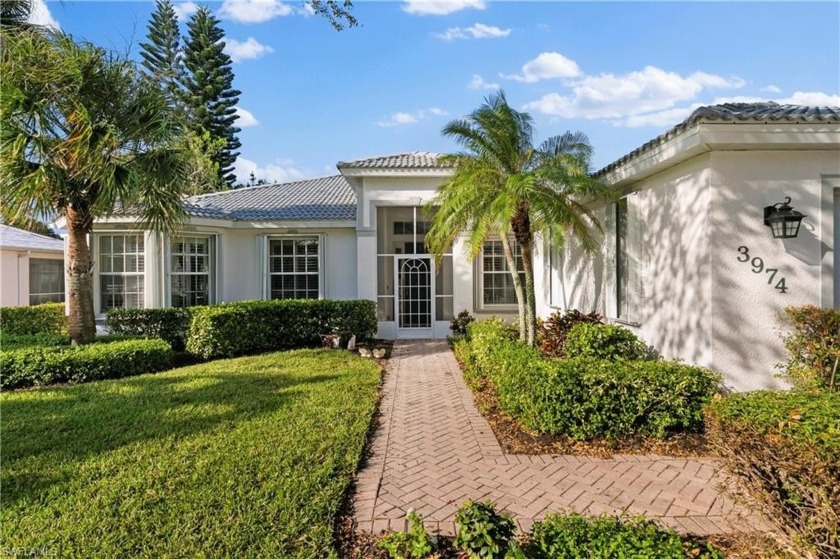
0, 338, 173, 389
706, 390, 840, 557
1, 303, 67, 335
526, 512, 718, 558
186, 299, 378, 359
780, 305, 840, 391
565, 322, 654, 361
0, 332, 70, 350
106, 307, 192, 351
463, 319, 720, 440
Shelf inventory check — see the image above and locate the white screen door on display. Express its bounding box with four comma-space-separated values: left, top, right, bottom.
396, 257, 433, 331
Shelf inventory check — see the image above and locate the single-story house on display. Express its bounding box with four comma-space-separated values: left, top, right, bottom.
80, 102, 839, 390
0, 224, 66, 307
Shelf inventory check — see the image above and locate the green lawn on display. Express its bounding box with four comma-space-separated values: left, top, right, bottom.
1, 349, 381, 558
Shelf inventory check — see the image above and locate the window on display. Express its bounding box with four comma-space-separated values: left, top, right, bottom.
99, 234, 144, 310
29, 258, 64, 305
481, 239, 525, 306
171, 236, 213, 307
614, 197, 641, 322
268, 237, 320, 299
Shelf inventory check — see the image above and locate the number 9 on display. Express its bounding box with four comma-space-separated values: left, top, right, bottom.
751, 256, 764, 274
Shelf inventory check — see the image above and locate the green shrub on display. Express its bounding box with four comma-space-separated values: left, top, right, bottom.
378, 510, 438, 559
1, 303, 67, 335
186, 299, 377, 359
0, 332, 70, 350
526, 512, 720, 559
565, 322, 654, 361
780, 305, 840, 391
450, 310, 476, 337
706, 390, 840, 558
106, 307, 192, 350
463, 320, 720, 440
0, 338, 172, 389
454, 501, 519, 559
537, 309, 603, 358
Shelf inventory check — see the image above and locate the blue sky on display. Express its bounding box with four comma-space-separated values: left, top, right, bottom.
34, 0, 840, 183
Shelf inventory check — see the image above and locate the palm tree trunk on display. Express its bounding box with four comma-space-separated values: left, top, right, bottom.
498, 234, 526, 341
66, 206, 96, 344
521, 240, 537, 346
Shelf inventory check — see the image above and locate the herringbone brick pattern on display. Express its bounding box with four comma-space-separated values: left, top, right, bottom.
353, 340, 767, 536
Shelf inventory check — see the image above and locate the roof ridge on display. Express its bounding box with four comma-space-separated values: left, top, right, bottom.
189, 174, 345, 201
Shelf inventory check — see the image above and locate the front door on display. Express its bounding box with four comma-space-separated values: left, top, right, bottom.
396, 256, 433, 337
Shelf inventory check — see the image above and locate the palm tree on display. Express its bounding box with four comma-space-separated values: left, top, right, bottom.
426, 92, 612, 345
1, 30, 191, 343
0, 0, 31, 27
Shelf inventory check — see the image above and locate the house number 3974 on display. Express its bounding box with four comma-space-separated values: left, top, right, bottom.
737, 246, 788, 293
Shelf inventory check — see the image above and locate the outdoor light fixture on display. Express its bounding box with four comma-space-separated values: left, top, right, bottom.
764, 197, 806, 239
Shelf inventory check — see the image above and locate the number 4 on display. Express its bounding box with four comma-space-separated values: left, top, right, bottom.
775, 278, 788, 294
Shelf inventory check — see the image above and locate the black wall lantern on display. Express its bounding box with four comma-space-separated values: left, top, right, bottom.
764, 197, 806, 239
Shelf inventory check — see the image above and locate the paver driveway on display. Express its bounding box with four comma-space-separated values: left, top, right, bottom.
353, 340, 766, 536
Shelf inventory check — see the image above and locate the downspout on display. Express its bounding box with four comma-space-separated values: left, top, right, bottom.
17, 250, 30, 305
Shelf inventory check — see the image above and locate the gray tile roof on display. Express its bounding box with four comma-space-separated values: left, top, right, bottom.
337, 151, 452, 169
0, 224, 64, 252
185, 175, 356, 221
598, 102, 840, 176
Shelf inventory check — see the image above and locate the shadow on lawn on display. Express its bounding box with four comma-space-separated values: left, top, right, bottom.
1, 365, 342, 505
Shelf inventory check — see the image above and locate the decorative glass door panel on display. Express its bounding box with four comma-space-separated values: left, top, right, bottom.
397, 257, 432, 328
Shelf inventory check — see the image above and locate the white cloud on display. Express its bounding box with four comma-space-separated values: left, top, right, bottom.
377, 107, 448, 127
224, 37, 274, 63
233, 156, 308, 184
235, 107, 259, 127
218, 0, 294, 23
618, 106, 701, 128
173, 1, 199, 20
525, 66, 745, 120
403, 0, 485, 16
501, 52, 581, 83
761, 84, 782, 94
468, 74, 499, 90
778, 91, 840, 106
434, 23, 510, 41
28, 0, 59, 29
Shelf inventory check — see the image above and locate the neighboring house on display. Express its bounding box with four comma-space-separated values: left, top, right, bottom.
0, 224, 65, 307
81, 102, 839, 390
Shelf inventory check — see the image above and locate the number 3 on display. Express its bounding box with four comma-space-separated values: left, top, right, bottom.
737, 246, 750, 262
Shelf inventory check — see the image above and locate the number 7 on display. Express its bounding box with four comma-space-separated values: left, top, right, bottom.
765, 268, 778, 284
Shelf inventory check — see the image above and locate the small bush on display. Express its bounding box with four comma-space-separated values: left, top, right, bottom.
450, 310, 476, 337
0, 332, 70, 350
463, 320, 719, 440
454, 501, 519, 559
186, 299, 377, 359
780, 305, 840, 391
378, 510, 438, 559
106, 308, 192, 351
565, 322, 653, 361
0, 338, 173, 389
526, 512, 720, 559
706, 390, 840, 558
1, 303, 67, 335
537, 309, 603, 358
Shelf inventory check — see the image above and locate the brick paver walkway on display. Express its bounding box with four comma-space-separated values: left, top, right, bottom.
353, 340, 767, 536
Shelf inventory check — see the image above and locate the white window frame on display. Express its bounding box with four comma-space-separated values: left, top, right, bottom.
612, 197, 642, 326
477, 237, 525, 311
97, 232, 146, 312
262, 234, 326, 300
167, 234, 216, 308
29, 258, 65, 305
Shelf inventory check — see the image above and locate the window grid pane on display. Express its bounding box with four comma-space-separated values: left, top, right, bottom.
481, 239, 524, 306
171, 236, 212, 307
99, 234, 145, 310
268, 237, 320, 300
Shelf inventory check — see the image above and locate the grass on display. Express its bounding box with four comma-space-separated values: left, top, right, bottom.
1, 349, 381, 558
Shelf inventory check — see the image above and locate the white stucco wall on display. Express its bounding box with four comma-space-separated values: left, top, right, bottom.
709, 150, 840, 391
0, 249, 64, 307
550, 148, 839, 391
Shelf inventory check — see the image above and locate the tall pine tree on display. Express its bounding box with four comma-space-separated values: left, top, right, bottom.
139, 0, 182, 107
181, 6, 240, 188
